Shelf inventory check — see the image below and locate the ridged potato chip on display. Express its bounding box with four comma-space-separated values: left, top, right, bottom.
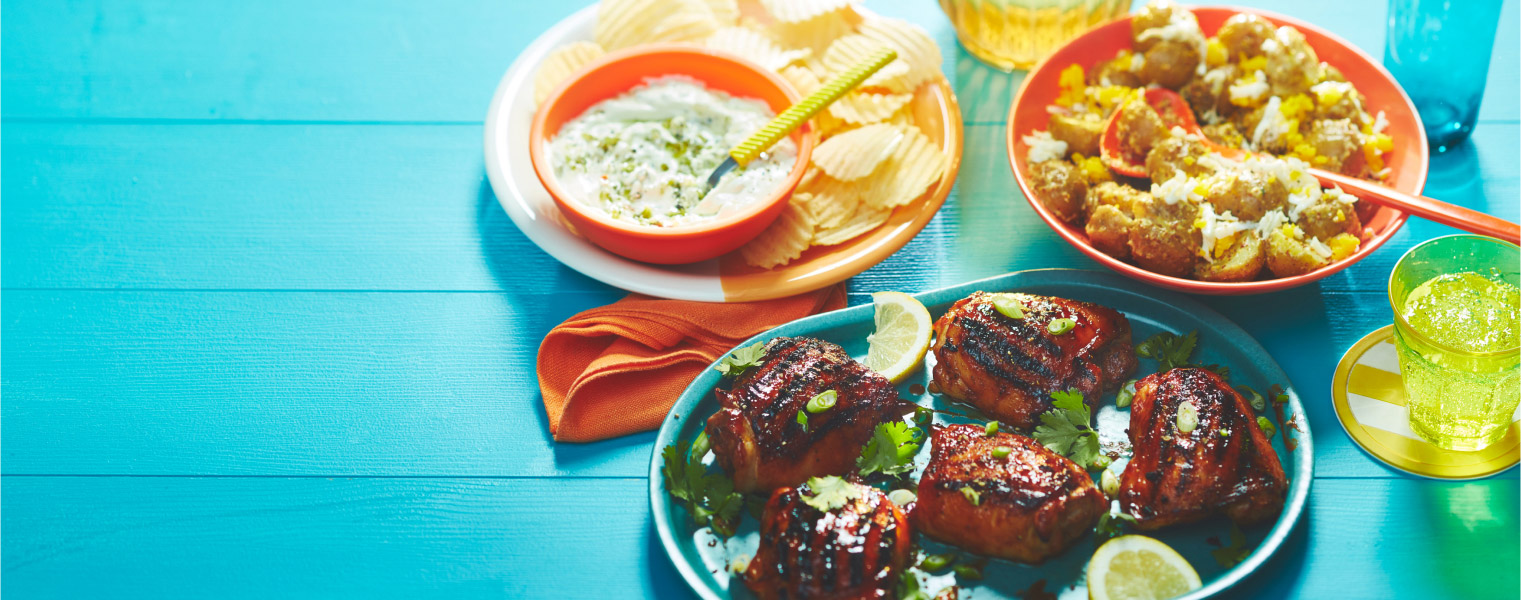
769, 7, 860, 55
778, 64, 822, 95
820, 34, 912, 92
595, 0, 719, 51
796, 173, 862, 229
738, 201, 816, 268
860, 124, 947, 209
533, 42, 606, 105
828, 91, 913, 124
813, 202, 890, 246
704, 26, 809, 70
857, 17, 942, 91
811, 124, 905, 181
703, 0, 740, 26
759, 0, 856, 24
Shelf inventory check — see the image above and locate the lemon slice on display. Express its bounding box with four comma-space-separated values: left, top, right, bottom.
863, 291, 933, 384
1088, 535, 1202, 600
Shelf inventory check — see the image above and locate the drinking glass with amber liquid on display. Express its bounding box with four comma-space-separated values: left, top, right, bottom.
1389, 235, 1521, 452
938, 0, 1128, 71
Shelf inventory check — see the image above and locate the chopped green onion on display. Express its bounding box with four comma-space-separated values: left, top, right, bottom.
888, 489, 917, 506
1177, 402, 1198, 434
991, 295, 1025, 319
1101, 468, 1120, 496
1116, 379, 1138, 408
806, 390, 838, 413
1047, 318, 1077, 335
796, 411, 808, 432
960, 486, 981, 506
690, 430, 711, 460
919, 553, 957, 572
984, 421, 999, 437
991, 446, 1012, 459
1091, 454, 1112, 470
953, 564, 984, 580
1257, 416, 1277, 437
1238, 385, 1266, 411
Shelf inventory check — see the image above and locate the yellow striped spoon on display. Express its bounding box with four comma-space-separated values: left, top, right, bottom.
704, 49, 898, 191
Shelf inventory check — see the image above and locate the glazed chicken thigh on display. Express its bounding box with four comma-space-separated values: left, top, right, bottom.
744, 481, 912, 600
912, 424, 1106, 564
929, 292, 1138, 428
707, 337, 913, 493
1120, 368, 1288, 529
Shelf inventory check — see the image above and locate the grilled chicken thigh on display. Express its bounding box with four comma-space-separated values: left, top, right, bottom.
744, 481, 912, 600
929, 292, 1138, 428
708, 337, 914, 493
912, 424, 1106, 563
1120, 368, 1287, 530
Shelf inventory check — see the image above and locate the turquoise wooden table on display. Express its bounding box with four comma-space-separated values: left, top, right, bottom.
3, 0, 1517, 597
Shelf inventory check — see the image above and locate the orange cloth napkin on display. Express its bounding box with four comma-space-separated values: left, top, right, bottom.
537, 284, 847, 442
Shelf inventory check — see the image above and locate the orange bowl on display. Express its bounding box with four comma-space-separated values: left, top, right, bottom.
1008, 6, 1429, 295
530, 45, 814, 265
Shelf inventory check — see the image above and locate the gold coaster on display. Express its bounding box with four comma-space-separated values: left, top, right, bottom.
1333, 325, 1519, 479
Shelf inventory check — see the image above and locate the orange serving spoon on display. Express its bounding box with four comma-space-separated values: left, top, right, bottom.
1100, 88, 1520, 245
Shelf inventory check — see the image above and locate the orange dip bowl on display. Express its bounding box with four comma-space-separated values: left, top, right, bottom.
1008, 6, 1429, 295
529, 45, 814, 265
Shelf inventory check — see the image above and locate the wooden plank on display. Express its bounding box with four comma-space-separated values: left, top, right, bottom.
0, 477, 693, 599
5, 289, 1512, 480
2, 476, 1515, 598
4, 122, 1515, 292
3, 0, 1512, 122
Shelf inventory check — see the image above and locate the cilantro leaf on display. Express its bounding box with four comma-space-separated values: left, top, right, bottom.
661, 440, 744, 537
1211, 522, 1252, 567
1094, 511, 1135, 542
801, 476, 860, 512
1136, 331, 1198, 371
715, 342, 766, 378
858, 421, 924, 477
1034, 389, 1102, 467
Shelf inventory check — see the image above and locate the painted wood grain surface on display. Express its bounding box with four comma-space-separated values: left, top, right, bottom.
3, 0, 1518, 597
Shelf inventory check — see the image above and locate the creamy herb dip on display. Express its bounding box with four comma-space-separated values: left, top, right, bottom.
547, 76, 796, 228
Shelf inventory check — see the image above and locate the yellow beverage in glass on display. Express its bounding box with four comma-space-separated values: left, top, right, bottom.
938, 0, 1128, 71
1389, 235, 1521, 452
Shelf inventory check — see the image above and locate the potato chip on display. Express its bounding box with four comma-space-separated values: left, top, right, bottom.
703, 0, 740, 26
533, 42, 605, 105
704, 26, 809, 70
857, 17, 943, 91
738, 201, 815, 268
759, 0, 857, 24
813, 203, 890, 246
820, 34, 912, 92
828, 91, 913, 124
769, 7, 860, 55
813, 109, 853, 138
796, 173, 862, 229
778, 64, 822, 95
860, 124, 947, 209
595, 0, 719, 51
811, 124, 904, 181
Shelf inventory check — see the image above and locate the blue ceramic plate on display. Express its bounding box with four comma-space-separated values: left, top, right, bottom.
650, 269, 1313, 599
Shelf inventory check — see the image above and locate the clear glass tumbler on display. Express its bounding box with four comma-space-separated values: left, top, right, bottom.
938, 0, 1128, 71
1384, 0, 1504, 151
1389, 235, 1520, 452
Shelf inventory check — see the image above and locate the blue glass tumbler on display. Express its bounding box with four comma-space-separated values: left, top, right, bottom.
1384, 0, 1503, 151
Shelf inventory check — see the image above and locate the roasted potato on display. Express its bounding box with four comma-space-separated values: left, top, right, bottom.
1201, 122, 1246, 148
1131, 0, 1188, 51
1089, 56, 1143, 88
1305, 118, 1363, 173
1031, 160, 1088, 224
1204, 170, 1287, 221
1217, 13, 1275, 61
1314, 85, 1366, 120
1049, 113, 1105, 157
1298, 192, 1363, 240
1145, 135, 1210, 183
1085, 181, 1145, 216
1129, 196, 1201, 278
1181, 65, 1237, 119
1195, 231, 1265, 282
1264, 26, 1319, 97
1140, 40, 1201, 89
1265, 227, 1330, 277
1087, 204, 1135, 259
1116, 100, 1170, 163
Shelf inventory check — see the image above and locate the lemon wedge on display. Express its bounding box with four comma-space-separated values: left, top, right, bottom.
1088, 535, 1202, 600
863, 291, 933, 384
